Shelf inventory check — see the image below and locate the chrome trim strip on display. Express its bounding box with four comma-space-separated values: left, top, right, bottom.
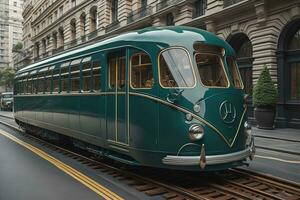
162, 147, 251, 166
163, 135, 255, 166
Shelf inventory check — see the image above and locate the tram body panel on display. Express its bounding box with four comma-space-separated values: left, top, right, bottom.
13, 26, 254, 171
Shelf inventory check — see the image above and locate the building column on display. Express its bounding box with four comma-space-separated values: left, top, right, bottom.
174, 3, 193, 25
131, 0, 140, 11
152, 16, 163, 26
64, 21, 72, 45
205, 20, 216, 33
206, 0, 223, 15
118, 0, 132, 26
98, 0, 110, 28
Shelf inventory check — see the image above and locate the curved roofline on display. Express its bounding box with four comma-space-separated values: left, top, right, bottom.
18, 26, 234, 74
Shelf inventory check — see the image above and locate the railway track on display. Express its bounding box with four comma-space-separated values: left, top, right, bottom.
0, 115, 299, 200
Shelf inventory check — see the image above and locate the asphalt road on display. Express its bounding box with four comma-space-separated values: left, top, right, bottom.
0, 123, 155, 200
0, 129, 101, 200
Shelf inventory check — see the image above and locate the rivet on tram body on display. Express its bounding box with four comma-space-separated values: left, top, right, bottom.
193, 104, 201, 113
186, 113, 193, 121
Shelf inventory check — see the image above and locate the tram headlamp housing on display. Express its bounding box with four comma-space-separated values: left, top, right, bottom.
189, 124, 204, 141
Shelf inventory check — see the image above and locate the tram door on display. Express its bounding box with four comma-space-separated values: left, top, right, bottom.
106, 50, 129, 145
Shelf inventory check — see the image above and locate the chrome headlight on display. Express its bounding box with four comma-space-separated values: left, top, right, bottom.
189, 124, 204, 141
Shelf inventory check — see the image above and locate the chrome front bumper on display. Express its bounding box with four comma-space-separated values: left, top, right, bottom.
162, 135, 255, 169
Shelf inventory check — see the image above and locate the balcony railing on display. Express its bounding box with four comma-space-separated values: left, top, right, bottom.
223, 0, 244, 8
127, 6, 153, 24
156, 0, 180, 12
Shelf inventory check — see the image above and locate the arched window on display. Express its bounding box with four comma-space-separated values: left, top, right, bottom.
58, 27, 64, 48
277, 18, 300, 128
90, 6, 97, 33
80, 13, 86, 36
288, 29, 300, 50
41, 39, 46, 55
166, 12, 174, 26
227, 33, 253, 95
111, 0, 118, 23
70, 18, 76, 41
52, 31, 58, 49
287, 27, 300, 100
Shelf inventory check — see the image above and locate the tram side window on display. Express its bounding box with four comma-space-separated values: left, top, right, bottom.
195, 53, 228, 87
60, 65, 69, 92
93, 61, 101, 91
131, 53, 153, 89
37, 72, 44, 93
109, 58, 116, 88
70, 64, 80, 92
52, 68, 60, 93
32, 74, 38, 94
159, 48, 195, 88
14, 78, 19, 95
82, 62, 91, 92
27, 76, 32, 94
19, 78, 23, 94
226, 57, 243, 89
45, 69, 52, 93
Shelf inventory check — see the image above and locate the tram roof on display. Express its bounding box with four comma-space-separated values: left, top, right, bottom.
18, 26, 235, 74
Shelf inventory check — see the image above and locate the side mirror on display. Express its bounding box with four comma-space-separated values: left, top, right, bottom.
166, 89, 183, 103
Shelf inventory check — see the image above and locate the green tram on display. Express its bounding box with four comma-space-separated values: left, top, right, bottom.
14, 26, 255, 171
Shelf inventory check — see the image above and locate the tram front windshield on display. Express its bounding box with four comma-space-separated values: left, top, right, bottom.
195, 53, 228, 87
159, 48, 195, 88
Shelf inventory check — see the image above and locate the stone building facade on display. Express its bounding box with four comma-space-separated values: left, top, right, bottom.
22, 0, 300, 128
0, 0, 24, 68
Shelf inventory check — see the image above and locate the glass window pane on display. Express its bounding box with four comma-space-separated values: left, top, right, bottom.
195, 53, 228, 87
109, 58, 116, 88
118, 57, 126, 89
82, 62, 91, 92
45, 69, 52, 93
159, 48, 195, 88
290, 63, 300, 100
70, 65, 80, 92
131, 53, 153, 88
60, 66, 69, 92
288, 29, 300, 50
93, 61, 101, 91
37, 72, 44, 93
53, 68, 60, 93
227, 57, 243, 89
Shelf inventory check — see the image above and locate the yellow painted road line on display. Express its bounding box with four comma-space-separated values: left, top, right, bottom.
0, 129, 124, 200
255, 155, 300, 164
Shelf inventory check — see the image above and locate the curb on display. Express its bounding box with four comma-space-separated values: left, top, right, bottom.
256, 146, 300, 156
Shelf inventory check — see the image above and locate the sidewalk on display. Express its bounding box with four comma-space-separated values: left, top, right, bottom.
252, 127, 300, 155
0, 111, 14, 119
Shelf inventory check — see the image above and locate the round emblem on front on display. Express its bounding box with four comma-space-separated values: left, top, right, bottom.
219, 101, 236, 124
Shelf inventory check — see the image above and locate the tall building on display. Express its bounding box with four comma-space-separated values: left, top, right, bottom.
22, 0, 300, 128
0, 0, 24, 68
